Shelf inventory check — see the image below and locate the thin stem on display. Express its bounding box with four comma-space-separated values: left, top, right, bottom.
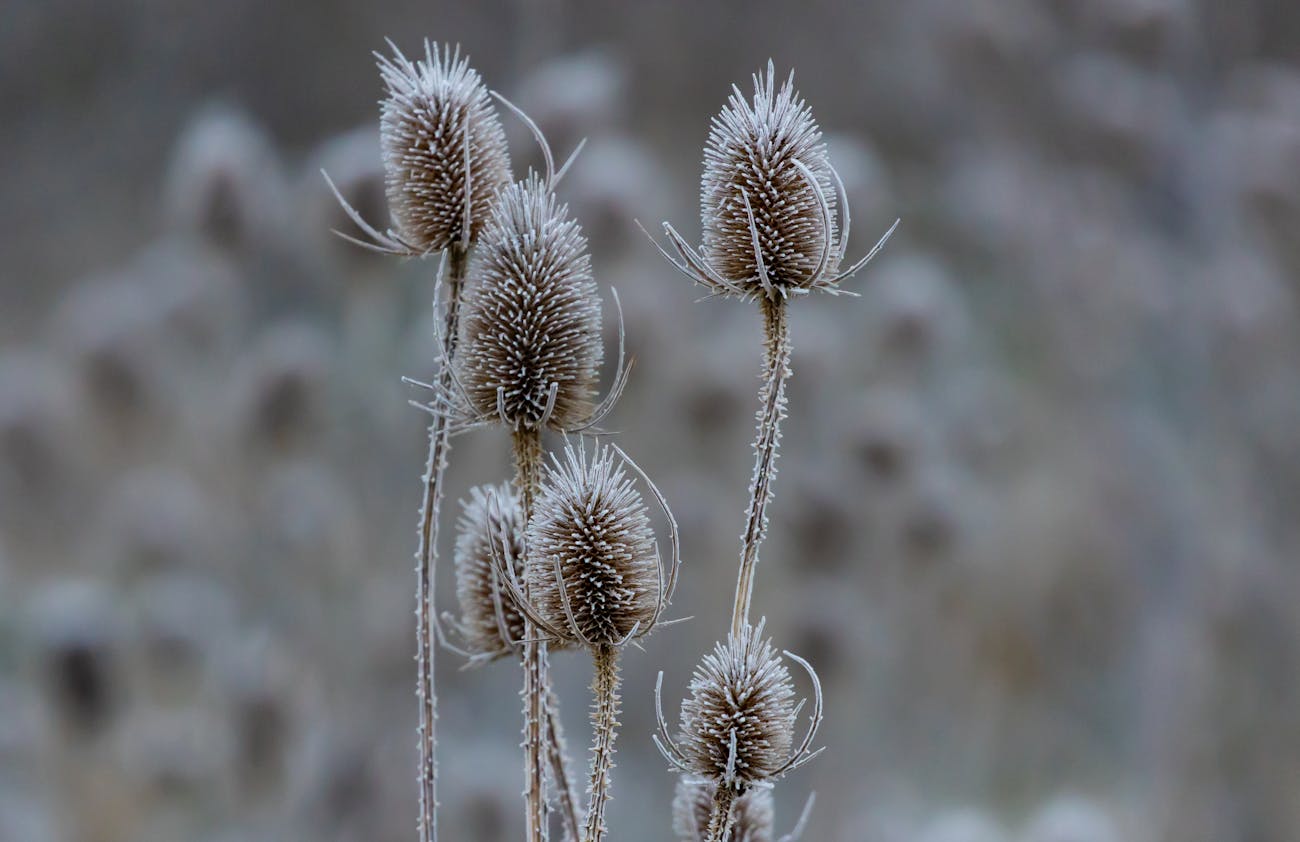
415, 241, 470, 842
545, 685, 582, 842
583, 644, 621, 842
514, 427, 550, 842
704, 784, 738, 842
732, 296, 792, 635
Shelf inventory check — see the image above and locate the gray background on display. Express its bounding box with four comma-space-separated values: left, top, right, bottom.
2, 1, 1299, 840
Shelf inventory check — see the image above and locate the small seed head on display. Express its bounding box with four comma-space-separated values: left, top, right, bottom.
701, 62, 838, 296
453, 483, 526, 660
679, 623, 798, 784
526, 444, 659, 646
457, 174, 603, 430
672, 778, 774, 842
378, 41, 511, 251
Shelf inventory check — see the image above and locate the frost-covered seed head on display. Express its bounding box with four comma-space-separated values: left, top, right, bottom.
453, 483, 527, 661
378, 41, 510, 251
701, 62, 838, 296
457, 174, 603, 430
679, 624, 798, 783
526, 445, 658, 646
672, 778, 774, 842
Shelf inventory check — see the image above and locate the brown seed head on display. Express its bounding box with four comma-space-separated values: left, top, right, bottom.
457, 174, 603, 431
378, 41, 511, 252
700, 61, 838, 297
452, 483, 526, 661
679, 623, 798, 784
526, 444, 659, 646
672, 778, 774, 842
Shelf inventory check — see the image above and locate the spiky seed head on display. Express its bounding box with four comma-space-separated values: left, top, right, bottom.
453, 483, 527, 660
526, 444, 659, 646
378, 41, 510, 252
672, 778, 774, 842
700, 61, 838, 297
457, 174, 603, 430
679, 623, 798, 784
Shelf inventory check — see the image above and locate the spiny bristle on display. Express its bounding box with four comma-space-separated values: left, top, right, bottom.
678, 623, 797, 784
452, 483, 526, 661
700, 61, 838, 296
378, 40, 511, 251
527, 444, 658, 646
457, 173, 603, 431
672, 778, 774, 842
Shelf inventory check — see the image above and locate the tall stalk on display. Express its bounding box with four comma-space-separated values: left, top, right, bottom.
414, 240, 469, 842
514, 427, 550, 842
732, 295, 792, 635
583, 644, 621, 842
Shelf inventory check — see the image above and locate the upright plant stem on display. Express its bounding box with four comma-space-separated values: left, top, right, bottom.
415, 241, 470, 842
514, 427, 550, 842
732, 295, 792, 635
546, 681, 582, 842
583, 644, 621, 842
704, 784, 738, 842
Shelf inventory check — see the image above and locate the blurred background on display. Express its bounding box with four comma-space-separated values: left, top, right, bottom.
2, 1, 1299, 840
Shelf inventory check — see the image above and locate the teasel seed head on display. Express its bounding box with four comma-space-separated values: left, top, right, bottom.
650, 61, 898, 300
456, 174, 606, 431
673, 778, 774, 842
325, 41, 511, 256
379, 41, 510, 250
655, 620, 824, 789
449, 483, 527, 663
525, 443, 661, 647
702, 62, 837, 295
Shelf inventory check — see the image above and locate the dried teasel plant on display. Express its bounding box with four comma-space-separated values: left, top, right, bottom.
424, 151, 629, 842
327, 40, 896, 842
649, 60, 897, 637
642, 66, 895, 838
655, 620, 824, 840
444, 483, 527, 666
323, 38, 512, 842
486, 442, 681, 842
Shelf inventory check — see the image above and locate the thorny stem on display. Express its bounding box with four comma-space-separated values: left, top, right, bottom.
583, 644, 621, 842
705, 784, 739, 842
415, 241, 470, 842
514, 427, 551, 842
545, 685, 582, 842
732, 295, 791, 635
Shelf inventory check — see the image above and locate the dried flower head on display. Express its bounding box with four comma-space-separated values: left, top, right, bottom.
327, 41, 511, 255
673, 778, 774, 842
525, 444, 661, 647
703, 62, 837, 293
456, 174, 608, 431
655, 621, 823, 788
449, 483, 527, 663
651, 61, 897, 300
